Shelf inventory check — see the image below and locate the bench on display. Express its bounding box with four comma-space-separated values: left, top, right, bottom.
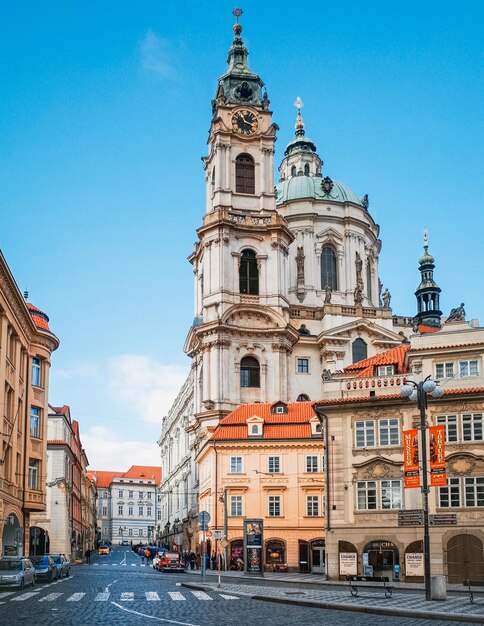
346, 575, 394, 598
464, 580, 484, 604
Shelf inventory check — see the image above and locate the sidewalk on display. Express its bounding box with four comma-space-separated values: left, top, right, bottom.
182, 569, 484, 624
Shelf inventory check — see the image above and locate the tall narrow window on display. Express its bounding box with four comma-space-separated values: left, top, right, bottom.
304, 163, 310, 176
240, 356, 260, 388
235, 154, 255, 194
30, 406, 40, 438
321, 247, 337, 290
352, 338, 367, 363
291, 165, 296, 177
28, 459, 39, 490
31, 357, 41, 387
366, 262, 372, 302
239, 249, 259, 294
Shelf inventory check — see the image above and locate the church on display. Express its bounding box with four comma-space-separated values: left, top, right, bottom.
156, 12, 476, 573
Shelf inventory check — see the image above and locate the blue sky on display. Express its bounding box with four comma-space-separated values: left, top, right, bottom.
1, 1, 483, 470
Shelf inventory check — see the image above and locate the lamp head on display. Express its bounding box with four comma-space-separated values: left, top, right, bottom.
423, 379, 437, 393
431, 385, 445, 398
400, 384, 414, 398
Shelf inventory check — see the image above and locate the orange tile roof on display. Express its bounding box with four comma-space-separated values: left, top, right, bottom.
210, 402, 316, 441
344, 344, 410, 377
411, 341, 484, 352
121, 465, 162, 484
27, 303, 51, 331
90, 470, 123, 488
418, 325, 441, 334
50, 405, 70, 416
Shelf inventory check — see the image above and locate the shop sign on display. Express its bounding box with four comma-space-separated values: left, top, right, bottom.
398, 509, 424, 526
405, 552, 424, 576
339, 552, 357, 576
429, 513, 457, 526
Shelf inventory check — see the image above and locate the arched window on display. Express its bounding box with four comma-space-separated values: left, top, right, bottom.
239, 249, 259, 295
321, 246, 338, 290
235, 154, 255, 194
240, 356, 260, 388
297, 393, 310, 402
291, 165, 296, 177
304, 163, 310, 176
352, 338, 368, 363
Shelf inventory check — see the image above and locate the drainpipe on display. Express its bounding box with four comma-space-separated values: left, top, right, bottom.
22, 353, 30, 556
313, 406, 331, 533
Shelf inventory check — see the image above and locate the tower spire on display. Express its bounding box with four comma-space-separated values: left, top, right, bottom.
414, 231, 442, 329
294, 97, 305, 137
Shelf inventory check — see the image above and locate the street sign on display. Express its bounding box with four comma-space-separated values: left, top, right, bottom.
220, 538, 229, 549
430, 514, 457, 526
398, 509, 424, 526
199, 510, 211, 525
213, 530, 223, 540
205, 530, 212, 539
199, 523, 209, 532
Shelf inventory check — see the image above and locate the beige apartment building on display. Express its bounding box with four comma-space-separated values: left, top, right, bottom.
0, 251, 59, 557
316, 319, 484, 583
197, 401, 326, 572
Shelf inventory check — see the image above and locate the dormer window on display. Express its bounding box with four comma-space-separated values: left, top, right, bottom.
377, 365, 395, 376
310, 416, 324, 438
247, 415, 264, 438
271, 402, 288, 415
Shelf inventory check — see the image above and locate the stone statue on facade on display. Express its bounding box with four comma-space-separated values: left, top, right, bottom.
382, 288, 391, 310
355, 252, 363, 287
378, 278, 383, 308
296, 246, 305, 281
446, 303, 465, 322
324, 283, 332, 304
354, 284, 363, 306
298, 324, 311, 335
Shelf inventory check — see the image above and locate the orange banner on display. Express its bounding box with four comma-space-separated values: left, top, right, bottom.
403, 429, 420, 488
429, 425, 446, 487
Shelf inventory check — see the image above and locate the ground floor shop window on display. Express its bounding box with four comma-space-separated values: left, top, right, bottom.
265, 539, 287, 572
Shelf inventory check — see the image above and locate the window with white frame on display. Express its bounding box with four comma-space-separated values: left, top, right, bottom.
268, 495, 281, 516
28, 459, 39, 490
147, 506, 152, 517
128, 506, 133, 516
306, 495, 320, 516
435, 362, 455, 379
118, 505, 123, 516
439, 476, 484, 507
356, 480, 403, 510
129, 491, 134, 499
462, 413, 483, 441
30, 406, 40, 438
460, 360, 479, 377
297, 358, 310, 374
377, 365, 394, 376
230, 456, 243, 473
139, 491, 144, 499
355, 420, 375, 447
306, 455, 319, 473
119, 490, 123, 498
139, 506, 143, 516
31, 357, 41, 387
381, 480, 402, 509
268, 456, 281, 473
102, 506, 107, 516
147, 492, 152, 499
379, 419, 400, 446
436, 415, 459, 442
157, 509, 161, 521
128, 528, 133, 536
230, 495, 243, 516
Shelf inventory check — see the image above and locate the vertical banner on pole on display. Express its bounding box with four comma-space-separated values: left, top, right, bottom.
403, 429, 421, 488
243, 519, 263, 575
429, 425, 446, 486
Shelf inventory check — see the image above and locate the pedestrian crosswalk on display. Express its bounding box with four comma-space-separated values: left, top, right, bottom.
0, 589, 238, 605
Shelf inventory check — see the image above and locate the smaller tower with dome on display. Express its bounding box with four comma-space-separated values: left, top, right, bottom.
414, 232, 442, 328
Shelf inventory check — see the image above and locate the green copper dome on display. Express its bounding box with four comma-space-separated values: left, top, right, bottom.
275, 176, 364, 206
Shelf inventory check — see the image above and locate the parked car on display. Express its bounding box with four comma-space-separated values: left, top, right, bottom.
49, 554, 70, 578
121, 540, 130, 546
0, 557, 36, 589
98, 545, 110, 555
30, 555, 58, 583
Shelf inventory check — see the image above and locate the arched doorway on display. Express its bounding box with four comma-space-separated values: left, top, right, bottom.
2, 513, 22, 556
265, 539, 286, 572
364, 539, 399, 579
404, 540, 423, 583
338, 540, 357, 580
229, 539, 243, 570
29, 526, 49, 556
310, 539, 325, 574
447, 534, 484, 584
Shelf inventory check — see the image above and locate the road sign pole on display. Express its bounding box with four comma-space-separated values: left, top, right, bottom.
217, 538, 221, 587
202, 527, 206, 584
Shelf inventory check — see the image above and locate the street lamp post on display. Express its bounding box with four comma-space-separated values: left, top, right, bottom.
400, 375, 444, 601
313, 409, 330, 576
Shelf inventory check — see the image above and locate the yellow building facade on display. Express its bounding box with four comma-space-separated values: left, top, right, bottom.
197, 401, 326, 572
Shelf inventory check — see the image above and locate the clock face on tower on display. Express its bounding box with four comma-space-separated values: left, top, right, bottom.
231, 110, 259, 135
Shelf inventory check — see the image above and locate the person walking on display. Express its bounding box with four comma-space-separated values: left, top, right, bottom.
85, 548, 91, 565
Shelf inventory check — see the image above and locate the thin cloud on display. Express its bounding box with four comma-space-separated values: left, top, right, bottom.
140, 30, 175, 78
107, 354, 189, 424
82, 426, 161, 471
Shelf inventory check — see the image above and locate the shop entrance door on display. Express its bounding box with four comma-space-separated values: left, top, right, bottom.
311, 547, 325, 574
